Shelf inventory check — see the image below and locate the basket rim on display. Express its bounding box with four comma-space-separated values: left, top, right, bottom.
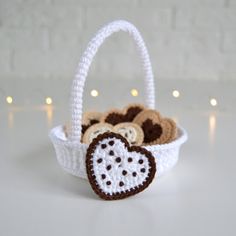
49, 124, 188, 151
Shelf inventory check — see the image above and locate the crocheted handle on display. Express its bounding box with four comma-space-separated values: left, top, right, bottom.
70, 20, 155, 142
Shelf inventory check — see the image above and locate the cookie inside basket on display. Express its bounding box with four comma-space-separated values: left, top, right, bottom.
64, 103, 177, 146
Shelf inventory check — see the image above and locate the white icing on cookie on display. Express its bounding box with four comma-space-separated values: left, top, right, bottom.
92, 137, 150, 195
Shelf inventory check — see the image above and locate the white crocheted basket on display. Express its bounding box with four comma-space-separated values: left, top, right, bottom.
49, 20, 188, 179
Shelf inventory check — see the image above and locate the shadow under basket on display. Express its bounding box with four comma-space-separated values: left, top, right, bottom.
49, 20, 188, 180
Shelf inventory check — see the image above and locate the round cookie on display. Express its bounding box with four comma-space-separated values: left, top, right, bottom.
101, 103, 146, 126
82, 123, 113, 144
133, 109, 177, 145
113, 122, 144, 145
82, 122, 144, 146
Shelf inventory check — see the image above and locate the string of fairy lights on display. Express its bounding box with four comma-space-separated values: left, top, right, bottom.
5, 95, 53, 105
4, 89, 218, 107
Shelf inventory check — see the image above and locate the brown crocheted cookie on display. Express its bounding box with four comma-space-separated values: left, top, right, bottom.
82, 122, 144, 146
101, 103, 146, 126
133, 110, 177, 145
82, 111, 103, 134
86, 132, 156, 200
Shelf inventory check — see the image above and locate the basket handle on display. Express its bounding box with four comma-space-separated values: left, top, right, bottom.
70, 20, 155, 142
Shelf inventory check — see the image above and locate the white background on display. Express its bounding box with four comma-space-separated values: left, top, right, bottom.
1, 80, 235, 236
0, 0, 236, 235
0, 0, 236, 82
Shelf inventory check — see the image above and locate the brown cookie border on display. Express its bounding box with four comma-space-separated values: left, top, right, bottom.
86, 132, 156, 200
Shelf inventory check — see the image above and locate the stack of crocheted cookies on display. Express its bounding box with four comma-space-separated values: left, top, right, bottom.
71, 103, 177, 146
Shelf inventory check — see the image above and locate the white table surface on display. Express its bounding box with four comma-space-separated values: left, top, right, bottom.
0, 80, 235, 236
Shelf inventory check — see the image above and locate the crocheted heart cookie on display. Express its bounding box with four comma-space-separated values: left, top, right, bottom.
82, 111, 103, 134
86, 132, 156, 200
102, 104, 145, 125
133, 110, 177, 145
82, 122, 144, 145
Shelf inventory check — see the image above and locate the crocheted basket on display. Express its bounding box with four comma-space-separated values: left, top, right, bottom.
49, 20, 188, 179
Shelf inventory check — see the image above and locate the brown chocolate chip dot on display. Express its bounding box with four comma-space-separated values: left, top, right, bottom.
122, 170, 127, 176
115, 157, 121, 163
106, 181, 111, 186
108, 140, 114, 146
138, 159, 144, 164
101, 174, 106, 179
106, 165, 112, 171
101, 144, 107, 149
97, 158, 103, 164
119, 181, 124, 187
132, 172, 137, 177
128, 157, 133, 162
140, 168, 146, 173
109, 150, 114, 156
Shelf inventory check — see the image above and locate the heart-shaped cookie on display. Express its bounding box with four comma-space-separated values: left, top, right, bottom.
133, 110, 177, 145
82, 111, 103, 134
82, 122, 144, 145
102, 103, 145, 125
86, 132, 156, 200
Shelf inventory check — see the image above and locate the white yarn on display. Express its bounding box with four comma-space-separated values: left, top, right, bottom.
91, 136, 150, 194
70, 20, 155, 142
49, 20, 188, 180
49, 125, 188, 179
